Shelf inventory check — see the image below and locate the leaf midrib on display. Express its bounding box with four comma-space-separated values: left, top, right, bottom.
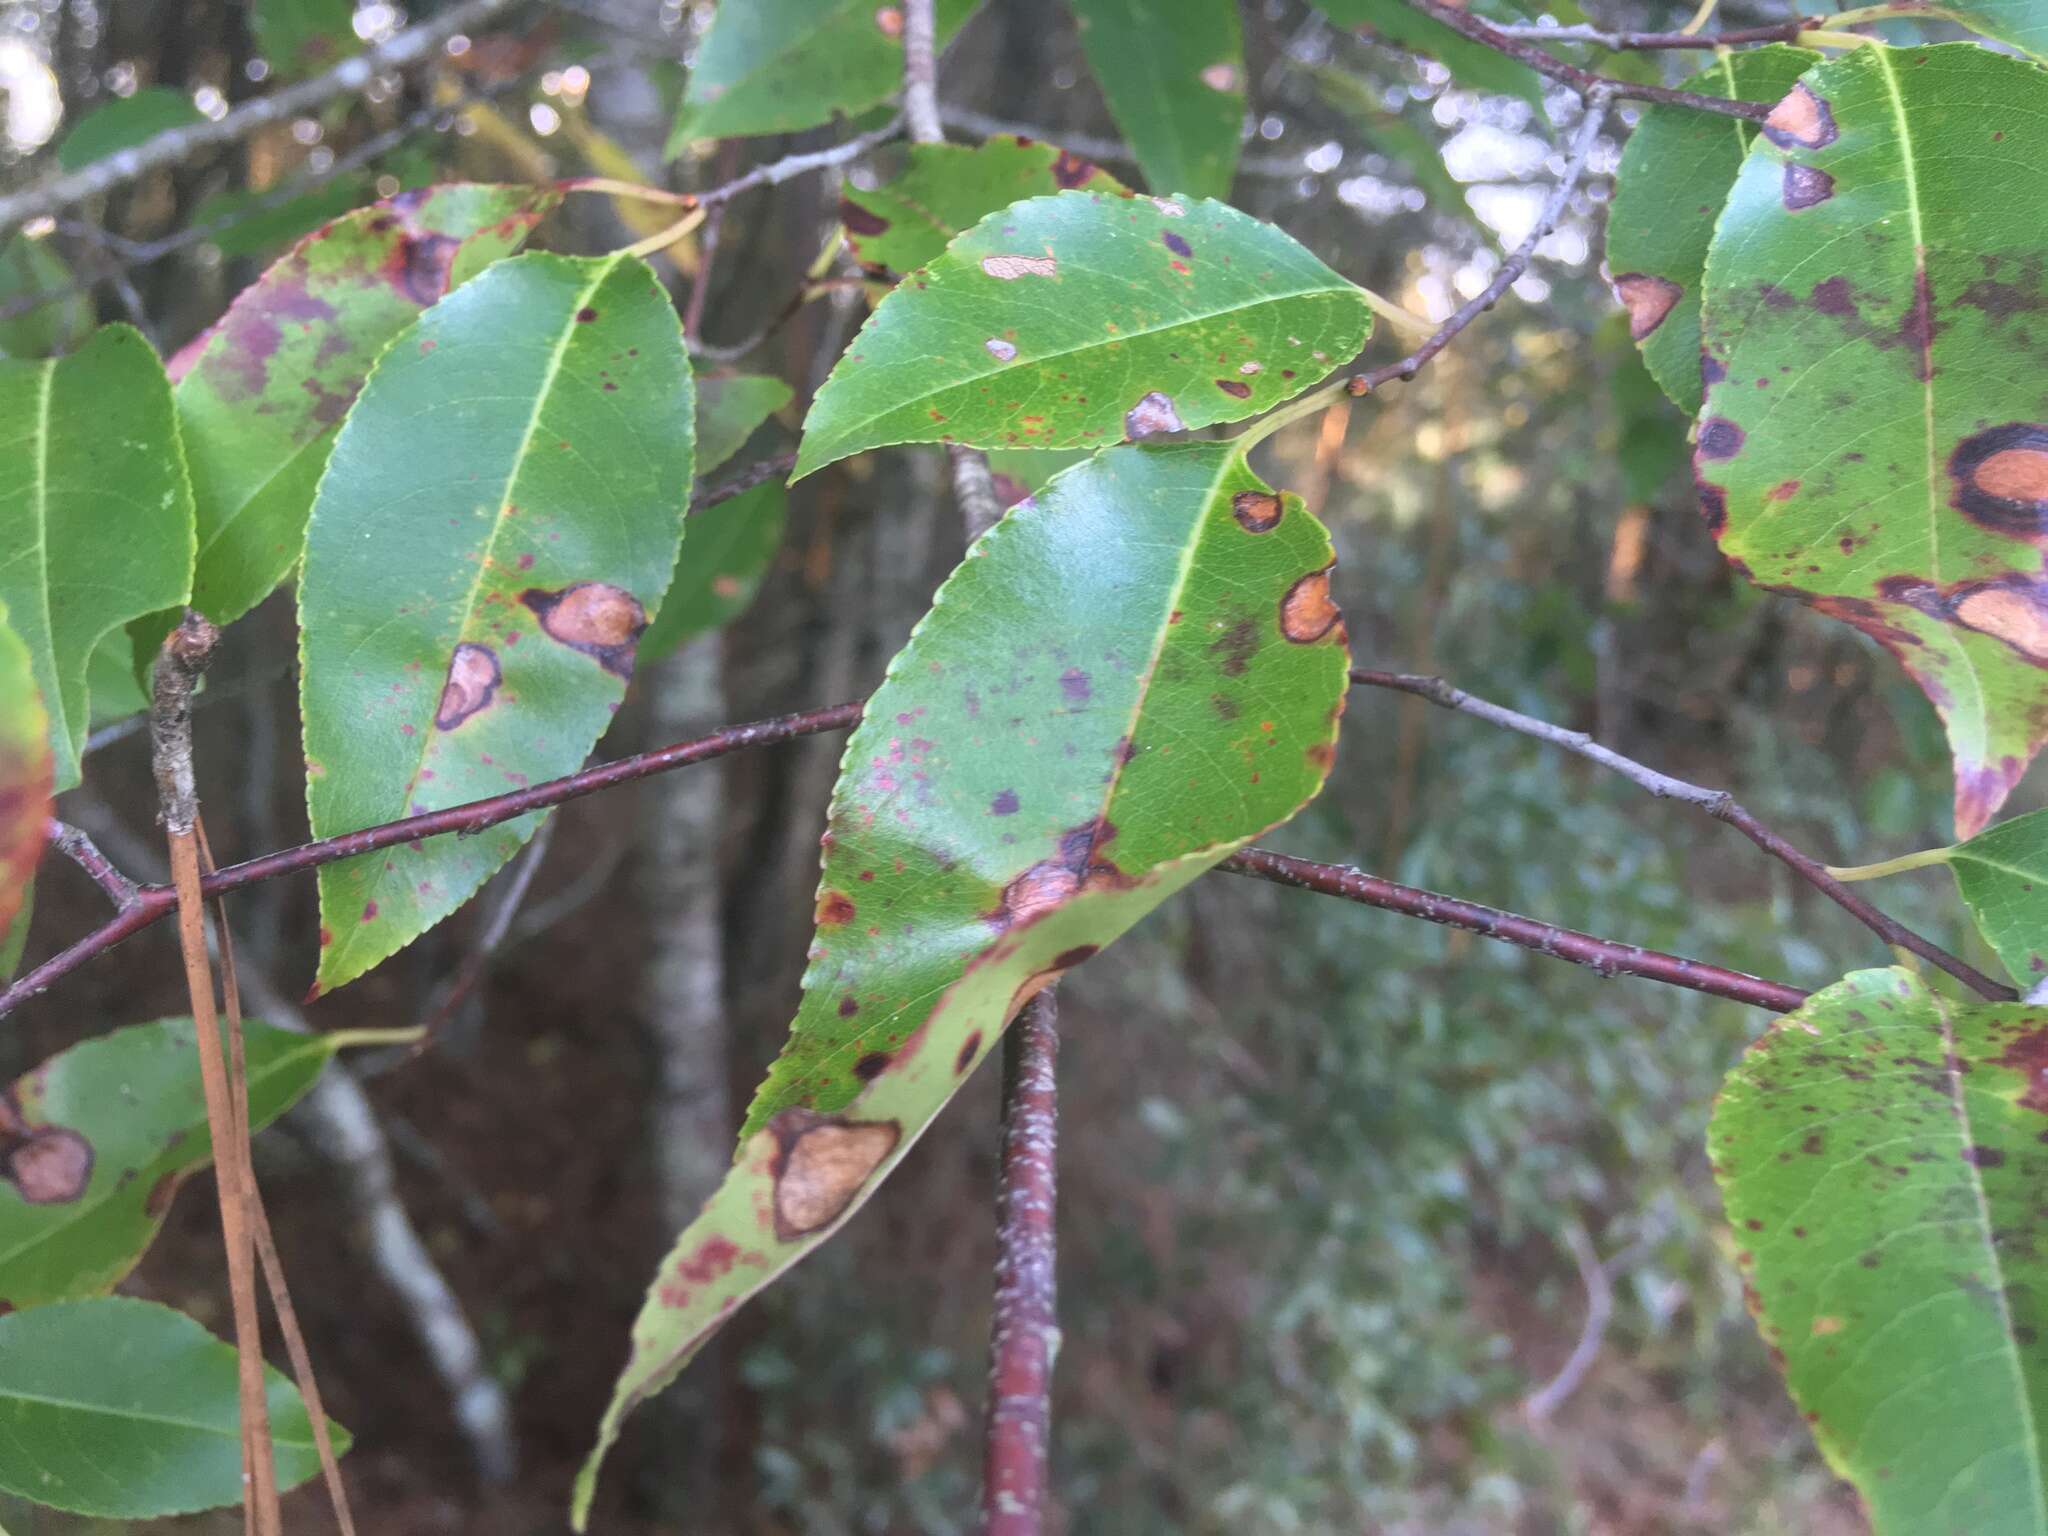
325, 253, 619, 982
812, 274, 1359, 462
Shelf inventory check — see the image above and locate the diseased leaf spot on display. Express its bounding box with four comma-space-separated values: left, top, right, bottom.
1209, 616, 1257, 676
1051, 945, 1099, 969
955, 1030, 983, 1075
381, 232, 460, 306
1781, 163, 1834, 210
981, 254, 1058, 280
1124, 390, 1184, 439
1611, 273, 1682, 341
1962, 1143, 2006, 1168
1280, 565, 1342, 644
520, 581, 646, 678
1697, 418, 1745, 460
1199, 61, 1239, 92
985, 337, 1018, 362
1762, 83, 1837, 150
840, 199, 890, 237
4, 1128, 91, 1205
1149, 197, 1185, 218
1700, 350, 1727, 388
853, 1052, 890, 1081
1051, 150, 1098, 189
1951, 578, 2048, 662
766, 1109, 900, 1239
1060, 668, 1092, 704
987, 817, 1130, 931
838, 996, 860, 1018
817, 890, 857, 926
576, 306, 599, 323
435, 642, 502, 730
1215, 379, 1252, 398
1162, 231, 1192, 258
874, 5, 903, 38
1696, 479, 1728, 535
1232, 491, 1283, 533
990, 789, 1020, 815
1950, 423, 2048, 537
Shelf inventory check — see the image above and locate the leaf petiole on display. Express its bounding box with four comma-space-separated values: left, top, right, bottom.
1824, 845, 1955, 881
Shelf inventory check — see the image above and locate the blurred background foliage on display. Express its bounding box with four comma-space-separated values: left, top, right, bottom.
0, 0, 2013, 1530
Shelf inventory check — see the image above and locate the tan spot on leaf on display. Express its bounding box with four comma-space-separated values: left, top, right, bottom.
1124, 390, 1184, 439
7, 1128, 92, 1205
435, 642, 501, 730
1199, 61, 1239, 92
769, 1111, 901, 1239
1611, 273, 1682, 341
981, 254, 1058, 280
1231, 491, 1283, 533
1763, 83, 1838, 150
1280, 564, 1342, 644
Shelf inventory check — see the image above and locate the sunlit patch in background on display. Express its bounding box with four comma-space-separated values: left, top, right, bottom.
0, 37, 62, 153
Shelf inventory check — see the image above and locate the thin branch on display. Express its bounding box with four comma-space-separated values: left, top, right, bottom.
1348, 669, 2013, 1001
692, 116, 905, 208
47, 820, 139, 909
981, 992, 1059, 1536
0, 701, 864, 1017
1219, 846, 1812, 1013
938, 106, 1367, 180
901, 0, 947, 145
0, 0, 519, 238
1401, 0, 1772, 120
690, 450, 798, 514
1351, 89, 1609, 396
1487, 19, 1810, 48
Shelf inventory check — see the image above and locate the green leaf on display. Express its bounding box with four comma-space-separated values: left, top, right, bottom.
175, 183, 559, 632
299, 251, 694, 995
1944, 809, 2048, 984
0, 600, 50, 966
55, 87, 203, 172
1310, 66, 1472, 225
0, 325, 194, 791
1602, 314, 1687, 506
694, 367, 792, 477
1069, 0, 1243, 199
1312, 0, 1545, 110
0, 236, 92, 360
794, 191, 1372, 479
1941, 1, 2048, 61
252, 0, 361, 78
0, 1018, 336, 1307
574, 439, 1349, 1524
1606, 45, 1820, 414
640, 479, 787, 662
984, 444, 1094, 507
841, 136, 1128, 275
0, 1296, 347, 1516
84, 628, 151, 727
187, 174, 372, 260
1696, 43, 2048, 838
0, 882, 31, 985
666, 0, 982, 151
1712, 966, 2048, 1534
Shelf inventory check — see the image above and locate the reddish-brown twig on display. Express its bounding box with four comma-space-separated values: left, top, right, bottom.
1220, 846, 1811, 1013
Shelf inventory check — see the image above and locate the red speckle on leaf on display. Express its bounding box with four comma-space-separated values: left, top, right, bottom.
362, 902, 379, 922
817, 890, 857, 926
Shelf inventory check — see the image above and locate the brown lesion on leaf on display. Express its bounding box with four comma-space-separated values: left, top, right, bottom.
1051, 149, 1099, 189
955, 1030, 984, 1075
1209, 616, 1258, 676
986, 817, 1132, 932
1215, 379, 1252, 398
840, 199, 890, 238
764, 1109, 901, 1240
1231, 491, 1284, 533
380, 232, 461, 307
816, 890, 857, 926
520, 581, 647, 677
1611, 273, 1682, 341
0, 1096, 91, 1206
1125, 390, 1185, 439
435, 642, 502, 730
1762, 83, 1838, 150
852, 1052, 891, 1082
1280, 564, 1343, 644
1696, 418, 1745, 461
1781, 163, 1835, 210
1997, 1025, 2048, 1113
1950, 423, 2048, 539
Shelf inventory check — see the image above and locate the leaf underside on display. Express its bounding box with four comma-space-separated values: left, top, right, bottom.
573, 439, 1351, 1526
794, 191, 1373, 478
1713, 967, 2048, 1533
299, 251, 694, 995
1696, 44, 2048, 837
